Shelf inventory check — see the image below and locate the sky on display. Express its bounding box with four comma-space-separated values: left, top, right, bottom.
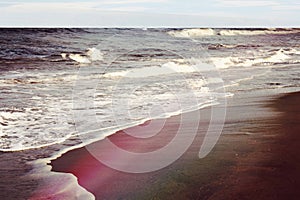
0, 0, 299, 27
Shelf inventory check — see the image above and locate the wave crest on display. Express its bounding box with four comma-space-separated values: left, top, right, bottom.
103, 60, 213, 78
167, 28, 300, 38
210, 49, 295, 69
219, 29, 300, 36
167, 28, 215, 38
61, 47, 103, 64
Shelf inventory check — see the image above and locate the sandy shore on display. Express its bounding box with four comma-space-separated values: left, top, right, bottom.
207, 92, 300, 200
50, 91, 300, 200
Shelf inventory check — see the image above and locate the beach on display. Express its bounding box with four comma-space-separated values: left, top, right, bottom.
1, 28, 300, 200
1, 0, 300, 198
48, 91, 300, 199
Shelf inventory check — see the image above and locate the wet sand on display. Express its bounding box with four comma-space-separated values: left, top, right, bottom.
210, 92, 300, 200
50, 92, 300, 200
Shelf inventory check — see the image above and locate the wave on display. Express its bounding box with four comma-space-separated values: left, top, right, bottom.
104, 61, 203, 78
0, 58, 223, 152
104, 59, 217, 78
167, 28, 300, 38
210, 49, 295, 69
0, 90, 218, 152
167, 28, 215, 38
219, 29, 300, 36
2, 47, 296, 152
0, 96, 75, 152
61, 47, 103, 64
284, 48, 300, 55
208, 43, 262, 50
0, 110, 26, 129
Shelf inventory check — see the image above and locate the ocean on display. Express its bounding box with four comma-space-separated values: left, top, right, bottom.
0, 28, 300, 199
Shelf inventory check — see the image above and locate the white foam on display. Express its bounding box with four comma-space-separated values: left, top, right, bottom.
62, 47, 103, 64
168, 28, 215, 38
266, 49, 290, 62
168, 29, 300, 38
28, 161, 95, 200
0, 60, 219, 152
61, 53, 67, 59
0, 111, 26, 121
104, 61, 210, 78
219, 29, 300, 36
69, 54, 91, 64
210, 57, 239, 69
0, 99, 76, 152
210, 49, 291, 69
86, 47, 104, 61
283, 48, 300, 55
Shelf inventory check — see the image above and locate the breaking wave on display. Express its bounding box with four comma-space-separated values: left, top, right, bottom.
219, 29, 300, 36
210, 49, 299, 69
167, 28, 215, 38
168, 28, 300, 38
103, 61, 211, 78
61, 47, 103, 64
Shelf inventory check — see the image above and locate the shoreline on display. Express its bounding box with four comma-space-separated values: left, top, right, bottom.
32, 91, 300, 199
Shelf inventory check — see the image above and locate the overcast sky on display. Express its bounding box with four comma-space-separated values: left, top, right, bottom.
0, 0, 299, 27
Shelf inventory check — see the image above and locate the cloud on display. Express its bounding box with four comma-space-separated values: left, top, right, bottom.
0, 0, 168, 5
104, 6, 148, 11
216, 0, 279, 7
0, 0, 169, 12
215, 0, 300, 12
1, 2, 96, 11
0, 6, 275, 27
272, 3, 300, 10
99, 0, 169, 4
0, 0, 299, 27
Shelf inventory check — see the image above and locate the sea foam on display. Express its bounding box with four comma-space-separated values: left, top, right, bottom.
62, 47, 103, 64
28, 161, 95, 200
167, 28, 300, 38
219, 29, 300, 36
104, 60, 215, 78
167, 28, 215, 38
210, 49, 293, 69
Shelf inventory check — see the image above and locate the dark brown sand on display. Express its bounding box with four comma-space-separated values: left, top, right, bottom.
51, 92, 300, 200
211, 92, 300, 200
